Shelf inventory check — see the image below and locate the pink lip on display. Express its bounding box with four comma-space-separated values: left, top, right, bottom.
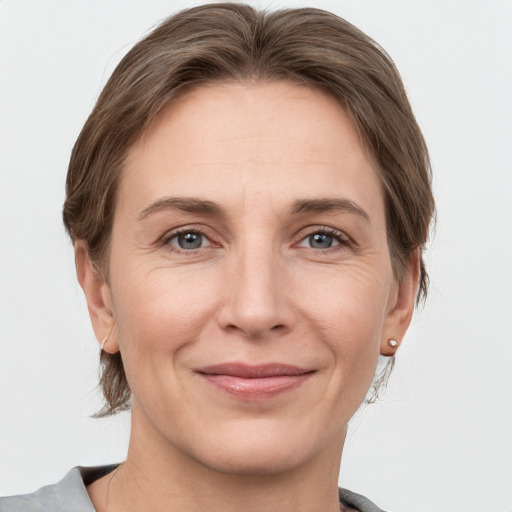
195, 363, 315, 399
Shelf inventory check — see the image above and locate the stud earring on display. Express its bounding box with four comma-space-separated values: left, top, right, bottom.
388, 339, 398, 348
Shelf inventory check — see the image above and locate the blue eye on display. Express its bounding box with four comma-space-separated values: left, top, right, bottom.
169, 231, 206, 250
297, 230, 346, 250
308, 233, 337, 249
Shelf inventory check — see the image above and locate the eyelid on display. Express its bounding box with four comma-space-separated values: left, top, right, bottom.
161, 225, 220, 251
294, 226, 353, 249
158, 224, 354, 253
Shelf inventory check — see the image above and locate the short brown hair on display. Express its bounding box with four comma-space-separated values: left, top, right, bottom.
63, 3, 435, 416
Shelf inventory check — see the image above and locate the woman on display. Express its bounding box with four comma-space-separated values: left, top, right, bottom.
1, 3, 434, 511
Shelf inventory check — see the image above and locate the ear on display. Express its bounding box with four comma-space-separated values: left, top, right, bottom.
74, 241, 119, 354
380, 249, 421, 356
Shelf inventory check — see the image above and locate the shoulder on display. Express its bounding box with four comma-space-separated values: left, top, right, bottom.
1, 470, 384, 512
0, 466, 116, 512
339, 487, 388, 512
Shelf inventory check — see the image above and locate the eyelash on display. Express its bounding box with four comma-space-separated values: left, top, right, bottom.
161, 226, 353, 254
295, 226, 352, 252
161, 227, 216, 254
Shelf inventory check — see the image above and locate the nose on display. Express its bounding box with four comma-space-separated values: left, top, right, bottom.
217, 242, 295, 339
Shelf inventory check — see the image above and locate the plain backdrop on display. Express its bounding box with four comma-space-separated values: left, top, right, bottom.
1, 1, 511, 511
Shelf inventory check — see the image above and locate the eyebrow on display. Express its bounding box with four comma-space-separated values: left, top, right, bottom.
290, 198, 370, 221
138, 197, 224, 220
138, 196, 370, 222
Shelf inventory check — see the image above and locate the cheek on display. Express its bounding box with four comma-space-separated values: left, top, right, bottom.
111, 263, 219, 363
110, 264, 224, 412
295, 263, 391, 383
299, 263, 391, 339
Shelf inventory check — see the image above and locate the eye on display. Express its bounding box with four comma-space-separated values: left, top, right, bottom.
307, 232, 339, 249
167, 230, 210, 250
297, 229, 349, 250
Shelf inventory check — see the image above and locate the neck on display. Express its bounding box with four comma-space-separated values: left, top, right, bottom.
91, 408, 347, 512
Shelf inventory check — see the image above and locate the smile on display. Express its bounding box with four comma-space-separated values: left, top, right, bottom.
195, 363, 316, 400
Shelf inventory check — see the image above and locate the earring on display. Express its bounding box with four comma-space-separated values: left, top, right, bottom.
100, 325, 115, 351
388, 339, 398, 348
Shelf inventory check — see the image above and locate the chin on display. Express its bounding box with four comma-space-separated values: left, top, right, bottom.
183, 420, 338, 477
197, 444, 309, 476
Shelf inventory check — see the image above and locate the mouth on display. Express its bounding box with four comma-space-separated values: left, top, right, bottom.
194, 363, 315, 399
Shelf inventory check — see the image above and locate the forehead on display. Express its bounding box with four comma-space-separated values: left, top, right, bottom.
119, 80, 383, 219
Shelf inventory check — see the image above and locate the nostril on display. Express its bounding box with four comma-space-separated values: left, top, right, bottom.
224, 323, 287, 337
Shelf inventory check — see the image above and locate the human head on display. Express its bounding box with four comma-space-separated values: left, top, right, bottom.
63, 3, 434, 416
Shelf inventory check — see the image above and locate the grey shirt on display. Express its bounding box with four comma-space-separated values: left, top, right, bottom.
0, 466, 386, 511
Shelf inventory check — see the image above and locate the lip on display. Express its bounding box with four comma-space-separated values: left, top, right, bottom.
195, 363, 315, 400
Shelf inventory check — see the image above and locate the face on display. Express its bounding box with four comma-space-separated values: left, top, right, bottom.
80, 81, 416, 475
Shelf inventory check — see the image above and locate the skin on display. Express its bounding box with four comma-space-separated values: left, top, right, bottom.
76, 81, 419, 512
